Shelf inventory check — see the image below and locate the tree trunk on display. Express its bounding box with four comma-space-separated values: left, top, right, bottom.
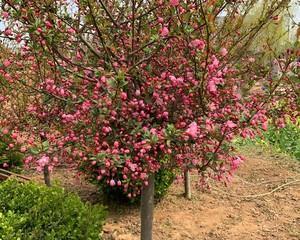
184, 169, 191, 200
43, 164, 51, 187
141, 174, 155, 240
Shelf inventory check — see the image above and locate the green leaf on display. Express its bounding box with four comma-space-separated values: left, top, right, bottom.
30, 147, 40, 155
42, 141, 49, 151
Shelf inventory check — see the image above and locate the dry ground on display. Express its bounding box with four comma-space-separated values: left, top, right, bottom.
32, 145, 300, 240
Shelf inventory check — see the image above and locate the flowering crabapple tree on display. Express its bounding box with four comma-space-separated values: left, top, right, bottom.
0, 45, 29, 172
0, 0, 298, 239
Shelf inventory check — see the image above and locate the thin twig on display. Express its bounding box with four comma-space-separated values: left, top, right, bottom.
213, 179, 300, 199
97, 0, 119, 27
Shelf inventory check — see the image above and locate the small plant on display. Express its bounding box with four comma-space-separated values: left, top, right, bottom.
154, 168, 176, 200
0, 179, 106, 240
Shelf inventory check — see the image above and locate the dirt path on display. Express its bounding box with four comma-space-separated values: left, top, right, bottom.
101, 146, 300, 240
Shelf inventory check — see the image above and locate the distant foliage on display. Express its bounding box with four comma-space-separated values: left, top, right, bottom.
243, 0, 292, 58
0, 179, 106, 240
262, 120, 300, 160
236, 119, 300, 161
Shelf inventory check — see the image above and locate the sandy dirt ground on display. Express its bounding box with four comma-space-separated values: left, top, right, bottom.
102, 146, 300, 240
31, 146, 300, 240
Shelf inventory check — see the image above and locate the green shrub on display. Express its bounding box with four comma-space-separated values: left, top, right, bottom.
154, 168, 176, 200
0, 179, 106, 240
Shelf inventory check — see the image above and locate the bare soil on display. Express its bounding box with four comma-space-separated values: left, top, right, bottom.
32, 146, 300, 240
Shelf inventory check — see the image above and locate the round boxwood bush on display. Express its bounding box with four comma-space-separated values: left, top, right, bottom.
0, 179, 106, 240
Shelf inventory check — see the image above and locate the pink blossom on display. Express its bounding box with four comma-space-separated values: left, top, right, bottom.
2, 163, 9, 168
81, 100, 91, 111
262, 121, 268, 131
170, 75, 184, 86
102, 126, 112, 133
97, 175, 102, 180
140, 172, 147, 180
162, 111, 169, 118
160, 27, 169, 37
2, 11, 9, 19
120, 92, 127, 100
109, 179, 116, 187
4, 28, 12, 36
11, 132, 18, 139
2, 129, 9, 135
105, 160, 111, 167
67, 28, 76, 34
185, 122, 198, 139
158, 17, 164, 24
114, 141, 120, 148
220, 47, 228, 57
76, 51, 82, 60
211, 56, 220, 68
20, 146, 27, 153
36, 156, 50, 171
231, 156, 243, 170
128, 163, 137, 172
24, 156, 33, 164
3, 59, 11, 67
207, 81, 217, 93
225, 120, 237, 129
189, 39, 205, 50
45, 21, 53, 29
170, 0, 179, 6
135, 89, 141, 96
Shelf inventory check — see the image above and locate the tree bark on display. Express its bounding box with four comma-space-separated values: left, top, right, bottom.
43, 164, 51, 187
184, 169, 191, 200
141, 174, 155, 240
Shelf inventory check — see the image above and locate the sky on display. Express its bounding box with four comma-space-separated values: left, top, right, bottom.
291, 1, 300, 23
